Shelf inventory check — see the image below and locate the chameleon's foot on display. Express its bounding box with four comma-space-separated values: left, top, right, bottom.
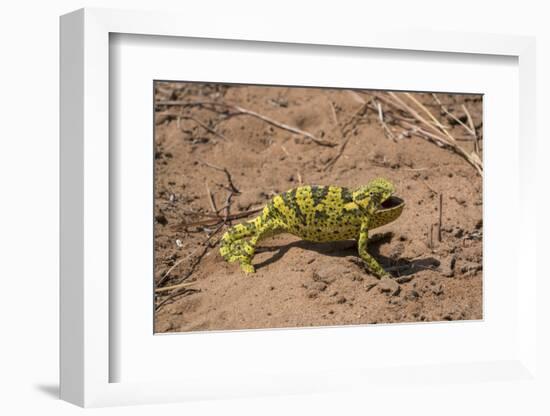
240, 263, 256, 274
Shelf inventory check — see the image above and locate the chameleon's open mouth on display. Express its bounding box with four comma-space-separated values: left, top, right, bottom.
380, 195, 404, 211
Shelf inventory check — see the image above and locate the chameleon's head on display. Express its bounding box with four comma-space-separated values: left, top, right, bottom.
352, 178, 404, 223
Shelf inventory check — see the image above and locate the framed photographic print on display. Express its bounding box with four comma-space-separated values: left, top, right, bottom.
60, 7, 540, 408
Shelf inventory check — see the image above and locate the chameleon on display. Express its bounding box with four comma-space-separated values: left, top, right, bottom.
219, 178, 405, 279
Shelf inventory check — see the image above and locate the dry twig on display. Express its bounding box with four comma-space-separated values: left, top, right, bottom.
199, 160, 241, 194
156, 100, 336, 147
363, 91, 482, 175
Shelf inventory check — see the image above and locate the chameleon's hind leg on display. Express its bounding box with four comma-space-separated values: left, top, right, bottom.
237, 219, 282, 274
357, 222, 390, 279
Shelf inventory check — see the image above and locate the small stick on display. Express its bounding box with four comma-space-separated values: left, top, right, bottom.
205, 182, 218, 213
200, 160, 240, 194
222, 190, 233, 223
155, 288, 198, 312
423, 180, 438, 195
156, 244, 208, 288
329, 100, 339, 127
323, 135, 352, 171
174, 207, 264, 228
461, 104, 479, 154
376, 100, 396, 141
156, 223, 224, 287
429, 224, 434, 249
157, 100, 336, 147
323, 98, 353, 171
297, 171, 303, 185
438, 193, 443, 242
155, 280, 199, 293
431, 94, 476, 137
403, 92, 456, 144
177, 115, 227, 140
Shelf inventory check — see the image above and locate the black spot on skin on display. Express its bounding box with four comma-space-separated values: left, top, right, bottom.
282, 188, 307, 225
314, 210, 329, 221
311, 186, 330, 206
341, 188, 354, 204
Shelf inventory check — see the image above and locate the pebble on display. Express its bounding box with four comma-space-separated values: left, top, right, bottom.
460, 263, 482, 275
312, 270, 337, 284
336, 296, 347, 304
432, 284, 444, 296
310, 282, 327, 292
396, 276, 414, 284
440, 255, 457, 277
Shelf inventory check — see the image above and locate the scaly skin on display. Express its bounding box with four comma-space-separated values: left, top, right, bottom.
219, 178, 405, 277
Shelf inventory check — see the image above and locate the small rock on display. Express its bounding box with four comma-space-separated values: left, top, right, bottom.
454, 228, 465, 238
440, 255, 457, 277
432, 284, 444, 296
336, 296, 347, 304
378, 279, 401, 296
307, 258, 316, 264
460, 262, 482, 275
155, 214, 168, 226
398, 234, 408, 241
307, 290, 319, 299
310, 282, 327, 292
396, 276, 414, 284
475, 219, 483, 229
312, 270, 336, 285
351, 274, 364, 282
406, 289, 420, 300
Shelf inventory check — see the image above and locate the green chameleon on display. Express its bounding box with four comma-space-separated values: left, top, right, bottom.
219, 178, 405, 279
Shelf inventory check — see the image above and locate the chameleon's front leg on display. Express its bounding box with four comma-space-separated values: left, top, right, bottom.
357, 221, 390, 279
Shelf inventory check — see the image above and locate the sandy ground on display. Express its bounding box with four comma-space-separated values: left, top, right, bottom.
153, 82, 483, 333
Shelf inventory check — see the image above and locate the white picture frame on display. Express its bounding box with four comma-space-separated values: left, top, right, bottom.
60, 7, 539, 408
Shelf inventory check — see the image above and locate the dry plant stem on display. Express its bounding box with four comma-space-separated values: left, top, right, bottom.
229, 103, 336, 147
324, 136, 352, 171
461, 104, 479, 153
205, 182, 218, 214
222, 191, 233, 223
155, 224, 226, 311
328, 100, 339, 127
398, 119, 482, 175
155, 289, 197, 312
156, 223, 224, 287
155, 280, 199, 293
323, 101, 351, 171
156, 112, 227, 140
376, 100, 396, 141
156, 244, 209, 288
156, 100, 336, 147
403, 92, 455, 143
177, 207, 264, 228
438, 193, 443, 242
178, 114, 227, 140
423, 180, 438, 195
431, 94, 476, 137
199, 160, 240, 194
372, 92, 482, 175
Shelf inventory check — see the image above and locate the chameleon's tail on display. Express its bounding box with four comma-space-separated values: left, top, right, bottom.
219, 216, 263, 263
